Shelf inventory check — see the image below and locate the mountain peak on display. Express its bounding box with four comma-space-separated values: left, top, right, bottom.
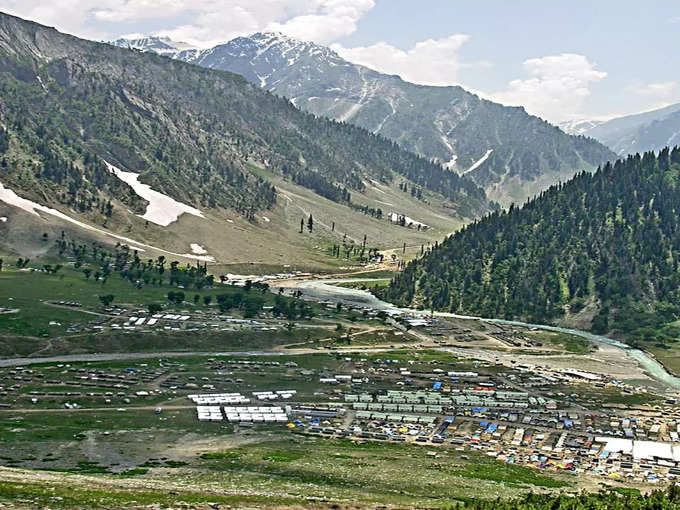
558, 119, 604, 136
233, 31, 338, 58
250, 31, 297, 42
110, 35, 196, 55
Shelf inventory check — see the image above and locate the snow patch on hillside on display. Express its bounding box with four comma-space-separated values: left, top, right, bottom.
36, 76, 47, 92
0, 181, 213, 261
559, 119, 603, 135
110, 36, 195, 56
438, 134, 458, 170
190, 243, 207, 255
339, 69, 377, 122
106, 162, 204, 226
339, 101, 363, 122
374, 96, 397, 134
462, 149, 493, 175
444, 154, 458, 170
0, 216, 7, 222
388, 212, 429, 230
368, 179, 387, 194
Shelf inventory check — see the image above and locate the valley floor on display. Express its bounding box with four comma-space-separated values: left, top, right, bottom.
1, 261, 679, 509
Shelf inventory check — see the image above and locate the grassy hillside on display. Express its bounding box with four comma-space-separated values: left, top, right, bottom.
0, 158, 467, 269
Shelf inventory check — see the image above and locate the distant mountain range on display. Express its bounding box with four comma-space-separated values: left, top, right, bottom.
561, 103, 680, 155
111, 33, 616, 207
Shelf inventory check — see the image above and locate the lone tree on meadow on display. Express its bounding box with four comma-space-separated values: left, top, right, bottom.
167, 291, 185, 304
307, 214, 313, 233
98, 294, 115, 307
148, 303, 162, 314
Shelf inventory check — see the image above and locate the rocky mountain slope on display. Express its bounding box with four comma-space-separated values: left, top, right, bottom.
114, 32, 617, 206
0, 12, 494, 265
563, 103, 680, 155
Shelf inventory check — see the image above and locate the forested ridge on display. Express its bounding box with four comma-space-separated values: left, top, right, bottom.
0, 12, 492, 225
382, 147, 680, 344
464, 485, 680, 509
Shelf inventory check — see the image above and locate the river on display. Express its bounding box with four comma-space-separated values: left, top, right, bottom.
280, 279, 680, 391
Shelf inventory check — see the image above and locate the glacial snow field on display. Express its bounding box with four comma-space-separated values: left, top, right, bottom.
0, 180, 216, 262
106, 163, 205, 227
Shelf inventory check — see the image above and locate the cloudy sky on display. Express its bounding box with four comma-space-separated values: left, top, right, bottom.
1, 0, 678, 123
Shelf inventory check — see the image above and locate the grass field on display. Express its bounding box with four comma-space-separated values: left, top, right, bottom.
332, 269, 398, 279
285, 326, 417, 349
648, 344, 680, 378
0, 432, 573, 508
0, 477, 304, 508
193, 436, 571, 505
526, 331, 594, 354
0, 326, 331, 357
0, 264, 340, 345
334, 279, 391, 290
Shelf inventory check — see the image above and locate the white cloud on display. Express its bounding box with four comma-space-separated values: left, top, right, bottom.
266, 0, 374, 44
0, 0, 116, 40
629, 81, 678, 98
490, 53, 607, 123
331, 34, 487, 86
0, 0, 375, 47
623, 81, 680, 113
670, 16, 680, 23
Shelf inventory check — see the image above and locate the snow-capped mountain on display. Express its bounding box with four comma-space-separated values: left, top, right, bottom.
110, 32, 616, 206
559, 119, 604, 136
569, 103, 680, 155
110, 35, 196, 56
175, 32, 340, 88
